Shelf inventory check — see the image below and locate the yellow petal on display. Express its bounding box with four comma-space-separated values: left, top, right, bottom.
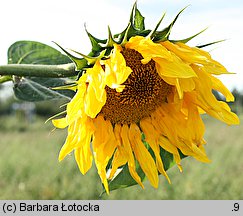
74, 129, 93, 175
155, 53, 197, 78
160, 101, 208, 162
114, 124, 122, 146
151, 109, 178, 144
215, 102, 240, 125
163, 41, 231, 75
203, 63, 231, 75
192, 65, 239, 125
58, 120, 78, 161
84, 85, 106, 118
151, 108, 184, 170
92, 115, 111, 151
58, 117, 93, 161
128, 123, 159, 188
162, 41, 208, 64
86, 61, 106, 102
210, 75, 234, 102
151, 104, 210, 164
52, 117, 68, 129
92, 116, 118, 194
189, 142, 211, 163
192, 48, 231, 75
180, 78, 196, 92
125, 36, 172, 63
109, 146, 127, 180
93, 117, 117, 165
84, 61, 107, 118
121, 124, 144, 188
66, 82, 86, 124
162, 76, 195, 100
100, 170, 110, 194
140, 117, 171, 183
103, 44, 132, 92
184, 94, 205, 142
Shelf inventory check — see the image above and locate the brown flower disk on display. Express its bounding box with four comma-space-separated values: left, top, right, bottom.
100, 48, 172, 124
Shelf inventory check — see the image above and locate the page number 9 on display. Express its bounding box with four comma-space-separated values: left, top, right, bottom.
232, 203, 239, 212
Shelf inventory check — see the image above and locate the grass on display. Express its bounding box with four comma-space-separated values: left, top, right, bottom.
0, 114, 242, 200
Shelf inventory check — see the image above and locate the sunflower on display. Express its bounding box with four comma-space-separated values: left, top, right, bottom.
52, 3, 239, 194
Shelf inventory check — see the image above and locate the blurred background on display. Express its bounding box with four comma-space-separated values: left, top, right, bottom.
0, 0, 243, 199
0, 91, 243, 199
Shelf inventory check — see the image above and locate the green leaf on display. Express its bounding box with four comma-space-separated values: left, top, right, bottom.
8, 41, 75, 101
13, 77, 75, 102
8, 41, 71, 65
160, 147, 176, 170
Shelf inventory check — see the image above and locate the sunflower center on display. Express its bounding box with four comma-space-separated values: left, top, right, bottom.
100, 48, 172, 124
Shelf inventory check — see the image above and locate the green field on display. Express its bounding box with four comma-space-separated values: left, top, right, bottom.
0, 114, 242, 200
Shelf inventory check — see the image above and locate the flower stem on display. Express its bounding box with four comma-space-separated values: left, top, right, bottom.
0, 63, 77, 78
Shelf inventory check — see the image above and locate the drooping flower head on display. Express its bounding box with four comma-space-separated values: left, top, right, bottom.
52, 3, 239, 194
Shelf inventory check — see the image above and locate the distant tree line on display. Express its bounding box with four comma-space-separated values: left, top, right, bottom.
230, 89, 243, 114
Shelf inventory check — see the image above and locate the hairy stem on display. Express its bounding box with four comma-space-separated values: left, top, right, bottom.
0, 63, 77, 78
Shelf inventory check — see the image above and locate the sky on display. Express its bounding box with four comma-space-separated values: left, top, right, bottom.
0, 0, 243, 91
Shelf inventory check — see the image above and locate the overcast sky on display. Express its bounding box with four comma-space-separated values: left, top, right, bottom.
1, 0, 243, 90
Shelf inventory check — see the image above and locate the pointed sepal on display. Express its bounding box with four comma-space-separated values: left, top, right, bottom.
133, 1, 145, 31
114, 2, 147, 43
84, 24, 106, 52
53, 42, 87, 70
120, 23, 132, 46
70, 49, 106, 65
171, 28, 208, 44
196, 39, 226, 48
153, 6, 189, 42
102, 26, 117, 48
147, 12, 166, 40
84, 25, 102, 52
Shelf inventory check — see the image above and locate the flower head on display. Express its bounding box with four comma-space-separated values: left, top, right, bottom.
52, 3, 239, 194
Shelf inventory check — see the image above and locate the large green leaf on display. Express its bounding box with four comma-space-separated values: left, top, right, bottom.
13, 77, 74, 101
8, 41, 74, 101
8, 41, 71, 65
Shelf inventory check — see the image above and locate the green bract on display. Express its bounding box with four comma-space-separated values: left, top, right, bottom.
56, 3, 220, 73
